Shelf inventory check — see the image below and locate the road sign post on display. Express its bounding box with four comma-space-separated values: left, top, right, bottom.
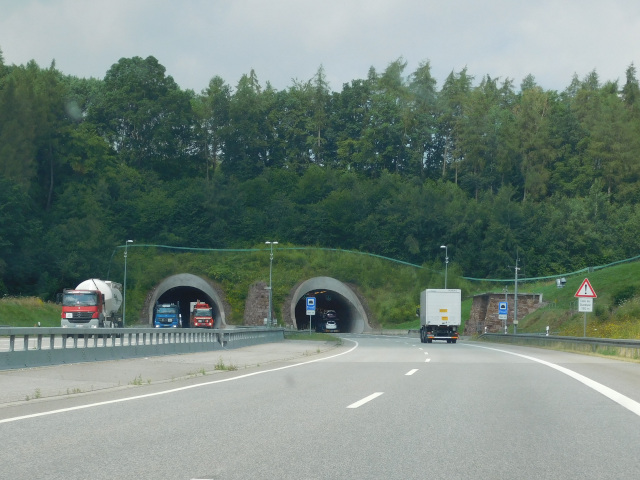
306, 297, 316, 333
498, 301, 508, 333
575, 278, 597, 337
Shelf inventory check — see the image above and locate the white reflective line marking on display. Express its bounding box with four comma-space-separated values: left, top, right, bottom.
469, 344, 640, 417
0, 340, 360, 424
347, 392, 384, 409
406, 369, 418, 376
425, 358, 431, 363
424, 351, 429, 355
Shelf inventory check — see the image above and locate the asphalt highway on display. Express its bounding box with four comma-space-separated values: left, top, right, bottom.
1, 335, 640, 479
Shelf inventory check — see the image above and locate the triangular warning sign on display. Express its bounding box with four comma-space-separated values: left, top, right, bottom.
575, 278, 597, 298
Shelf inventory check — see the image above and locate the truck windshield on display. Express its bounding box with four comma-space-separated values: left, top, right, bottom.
63, 292, 98, 307
157, 307, 178, 314
195, 309, 212, 316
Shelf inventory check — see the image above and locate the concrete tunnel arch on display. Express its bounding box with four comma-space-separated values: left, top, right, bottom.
290, 277, 372, 333
146, 273, 227, 328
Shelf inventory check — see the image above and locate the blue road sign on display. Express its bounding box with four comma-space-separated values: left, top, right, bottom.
499, 301, 508, 315
306, 297, 316, 315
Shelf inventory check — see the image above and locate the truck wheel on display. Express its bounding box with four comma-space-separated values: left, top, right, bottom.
452, 339, 457, 344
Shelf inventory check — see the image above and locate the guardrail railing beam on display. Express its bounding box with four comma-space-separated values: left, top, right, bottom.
478, 333, 640, 360
0, 327, 285, 370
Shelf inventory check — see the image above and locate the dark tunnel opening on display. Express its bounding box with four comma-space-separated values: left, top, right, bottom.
294, 289, 358, 333
154, 286, 221, 328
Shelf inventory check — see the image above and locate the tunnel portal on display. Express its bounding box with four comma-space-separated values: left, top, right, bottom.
147, 274, 226, 328
290, 277, 371, 333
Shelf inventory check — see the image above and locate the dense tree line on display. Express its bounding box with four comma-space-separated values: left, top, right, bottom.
1, 48, 640, 298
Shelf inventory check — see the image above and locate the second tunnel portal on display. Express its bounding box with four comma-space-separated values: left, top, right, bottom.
290, 277, 371, 333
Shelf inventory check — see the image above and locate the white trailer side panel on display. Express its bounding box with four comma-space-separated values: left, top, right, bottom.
420, 289, 462, 327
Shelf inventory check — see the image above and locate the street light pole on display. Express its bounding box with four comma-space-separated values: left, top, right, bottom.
440, 245, 449, 289
503, 286, 508, 334
514, 258, 520, 334
123, 239, 133, 327
265, 241, 278, 326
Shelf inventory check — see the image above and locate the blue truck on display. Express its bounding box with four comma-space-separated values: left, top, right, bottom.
154, 302, 182, 328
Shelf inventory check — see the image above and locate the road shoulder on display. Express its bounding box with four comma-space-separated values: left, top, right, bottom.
0, 339, 342, 407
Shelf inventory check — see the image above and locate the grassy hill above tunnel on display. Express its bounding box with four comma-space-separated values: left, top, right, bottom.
3, 245, 640, 338
114, 244, 471, 330
117, 245, 640, 337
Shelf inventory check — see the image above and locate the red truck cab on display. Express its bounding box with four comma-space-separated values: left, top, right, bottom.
190, 301, 214, 328
61, 289, 103, 328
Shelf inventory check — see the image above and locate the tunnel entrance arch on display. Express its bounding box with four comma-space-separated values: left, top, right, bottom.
146, 274, 227, 328
290, 277, 371, 333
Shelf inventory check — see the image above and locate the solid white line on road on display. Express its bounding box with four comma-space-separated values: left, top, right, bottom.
406, 369, 418, 376
0, 340, 360, 424
469, 344, 640, 418
425, 358, 431, 363
347, 392, 384, 409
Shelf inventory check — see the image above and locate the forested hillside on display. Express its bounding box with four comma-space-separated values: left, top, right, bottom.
1, 49, 640, 299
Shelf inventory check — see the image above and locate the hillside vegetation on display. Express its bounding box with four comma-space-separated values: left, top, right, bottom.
3, 248, 639, 340
2, 55, 640, 304
0, 296, 61, 327
515, 261, 640, 338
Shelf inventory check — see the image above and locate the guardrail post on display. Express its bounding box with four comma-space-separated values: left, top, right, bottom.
24, 334, 29, 351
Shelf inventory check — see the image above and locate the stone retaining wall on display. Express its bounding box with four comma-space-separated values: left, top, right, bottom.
465, 292, 544, 334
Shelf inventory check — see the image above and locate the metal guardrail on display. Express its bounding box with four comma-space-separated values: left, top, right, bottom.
0, 327, 285, 370
479, 333, 640, 360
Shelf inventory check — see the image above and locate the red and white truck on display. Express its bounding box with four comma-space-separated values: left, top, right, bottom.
61, 279, 123, 329
419, 289, 461, 343
190, 301, 214, 328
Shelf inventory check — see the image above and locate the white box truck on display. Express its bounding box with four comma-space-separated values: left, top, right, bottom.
420, 289, 461, 343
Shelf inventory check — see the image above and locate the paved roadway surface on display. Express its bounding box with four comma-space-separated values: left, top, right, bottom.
0, 338, 337, 404
1, 335, 640, 480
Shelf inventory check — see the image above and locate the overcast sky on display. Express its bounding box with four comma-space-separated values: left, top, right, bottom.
2, 0, 640, 93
